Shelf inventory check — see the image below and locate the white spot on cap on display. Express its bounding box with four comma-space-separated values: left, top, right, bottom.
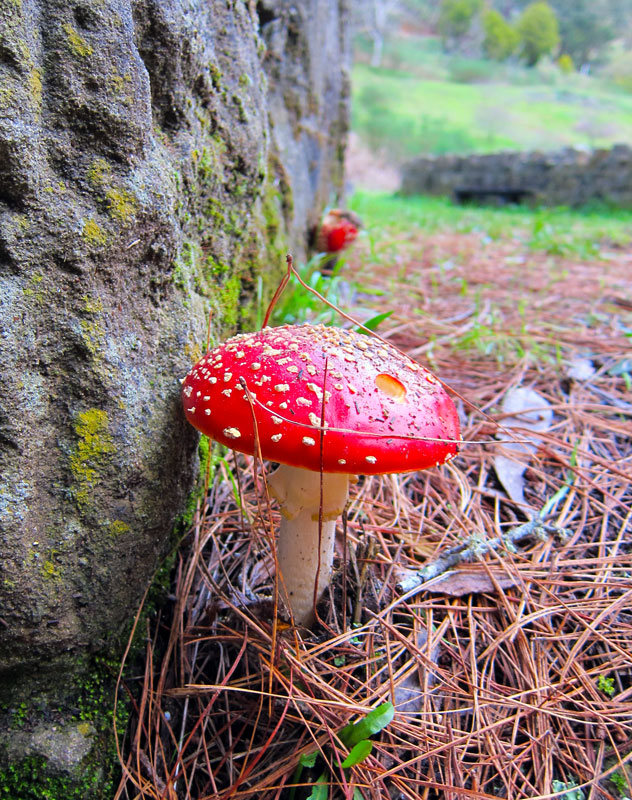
224, 372, 232, 382
287, 365, 299, 374
272, 416, 282, 425
222, 389, 232, 397
308, 412, 320, 426
365, 455, 377, 464
183, 386, 193, 397
204, 409, 211, 415
307, 382, 322, 398
306, 365, 317, 376
223, 427, 241, 439
338, 458, 346, 465
250, 362, 261, 371
274, 383, 290, 393
271, 434, 282, 442
209, 376, 218, 384
296, 397, 311, 407
302, 436, 316, 446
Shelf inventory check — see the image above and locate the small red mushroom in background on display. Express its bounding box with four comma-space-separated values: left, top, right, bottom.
311, 209, 363, 275
181, 323, 460, 627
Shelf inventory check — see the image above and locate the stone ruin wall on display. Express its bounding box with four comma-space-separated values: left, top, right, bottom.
401, 144, 632, 207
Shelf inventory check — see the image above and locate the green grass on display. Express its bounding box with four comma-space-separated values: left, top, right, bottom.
269, 254, 358, 327
350, 191, 632, 258
352, 54, 632, 159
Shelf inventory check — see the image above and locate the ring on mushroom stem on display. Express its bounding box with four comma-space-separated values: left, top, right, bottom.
181, 323, 461, 627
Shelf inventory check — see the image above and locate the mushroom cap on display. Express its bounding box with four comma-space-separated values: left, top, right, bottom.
182, 324, 460, 475
316, 209, 362, 254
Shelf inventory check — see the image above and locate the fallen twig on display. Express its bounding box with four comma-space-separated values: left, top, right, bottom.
395, 486, 571, 595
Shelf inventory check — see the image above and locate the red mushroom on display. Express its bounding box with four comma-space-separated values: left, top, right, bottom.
312, 209, 363, 276
181, 324, 460, 626
314, 209, 363, 255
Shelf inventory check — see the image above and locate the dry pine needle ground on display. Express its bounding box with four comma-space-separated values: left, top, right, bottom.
116, 228, 632, 800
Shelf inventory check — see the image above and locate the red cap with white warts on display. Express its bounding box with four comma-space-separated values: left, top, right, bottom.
181, 324, 460, 474
316, 209, 362, 254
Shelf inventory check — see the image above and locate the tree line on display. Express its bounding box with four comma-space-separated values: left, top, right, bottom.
357, 0, 632, 72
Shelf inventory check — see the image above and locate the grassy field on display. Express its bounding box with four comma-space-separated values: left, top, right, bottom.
349, 192, 632, 257
352, 34, 632, 159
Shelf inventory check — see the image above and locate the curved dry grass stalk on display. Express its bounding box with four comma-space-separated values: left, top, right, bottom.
116, 232, 631, 800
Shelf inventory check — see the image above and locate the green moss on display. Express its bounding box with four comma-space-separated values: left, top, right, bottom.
204, 195, 228, 227
216, 274, 241, 328
0, 755, 97, 800
204, 254, 230, 277
196, 145, 221, 185
68, 409, 116, 510
232, 93, 248, 123
0, 650, 129, 798
177, 438, 227, 529
62, 23, 93, 58
208, 62, 223, 90
82, 219, 108, 247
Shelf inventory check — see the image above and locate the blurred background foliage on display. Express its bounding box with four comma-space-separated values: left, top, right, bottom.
350, 0, 632, 162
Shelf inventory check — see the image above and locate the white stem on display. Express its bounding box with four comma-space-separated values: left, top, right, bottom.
268, 465, 349, 626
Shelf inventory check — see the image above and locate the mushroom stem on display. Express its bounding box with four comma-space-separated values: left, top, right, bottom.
268, 464, 349, 626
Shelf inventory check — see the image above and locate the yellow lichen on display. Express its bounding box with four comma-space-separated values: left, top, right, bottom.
109, 69, 133, 103
29, 67, 42, 109
79, 317, 105, 360
69, 409, 116, 509
108, 520, 130, 537
87, 158, 111, 187
63, 23, 93, 58
105, 187, 137, 223
82, 218, 108, 247
83, 294, 104, 314
0, 85, 14, 109
87, 159, 138, 222
42, 559, 61, 580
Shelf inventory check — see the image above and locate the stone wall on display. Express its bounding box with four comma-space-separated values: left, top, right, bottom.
401, 144, 632, 207
0, 0, 351, 793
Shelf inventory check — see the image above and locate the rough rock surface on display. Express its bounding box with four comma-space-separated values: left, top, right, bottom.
401, 144, 632, 207
0, 0, 350, 791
